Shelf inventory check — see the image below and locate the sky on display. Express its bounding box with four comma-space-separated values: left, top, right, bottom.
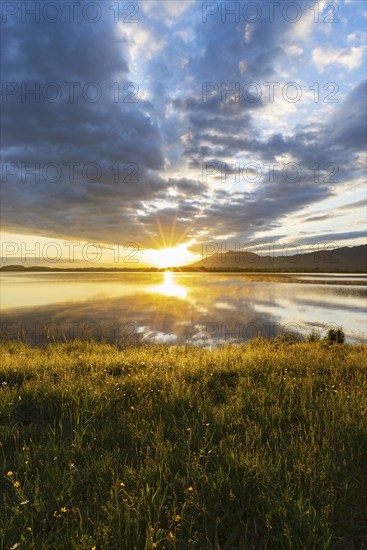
1, 0, 366, 267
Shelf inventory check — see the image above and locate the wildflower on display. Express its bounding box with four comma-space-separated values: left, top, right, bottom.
174, 514, 181, 522
152, 544, 158, 549
187, 486, 193, 492
168, 531, 175, 540
13, 481, 21, 488
120, 481, 125, 487
91, 546, 97, 550
6, 471, 13, 477
60, 507, 67, 513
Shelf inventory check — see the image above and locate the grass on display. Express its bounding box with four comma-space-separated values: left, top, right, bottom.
0, 339, 366, 549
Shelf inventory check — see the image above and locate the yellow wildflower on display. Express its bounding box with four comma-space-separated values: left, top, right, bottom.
187, 486, 193, 492
6, 471, 13, 477
174, 515, 181, 522
13, 481, 21, 488
168, 531, 175, 540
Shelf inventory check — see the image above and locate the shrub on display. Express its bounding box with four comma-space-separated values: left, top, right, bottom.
274, 331, 301, 344
307, 329, 321, 342
325, 327, 345, 344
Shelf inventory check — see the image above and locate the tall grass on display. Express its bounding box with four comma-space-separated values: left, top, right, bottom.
1, 340, 366, 549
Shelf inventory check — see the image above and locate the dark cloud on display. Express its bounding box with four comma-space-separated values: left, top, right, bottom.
1, 3, 169, 245
291, 231, 367, 245
302, 214, 338, 223
338, 199, 367, 210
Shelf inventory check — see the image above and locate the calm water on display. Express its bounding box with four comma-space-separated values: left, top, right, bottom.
1, 272, 366, 346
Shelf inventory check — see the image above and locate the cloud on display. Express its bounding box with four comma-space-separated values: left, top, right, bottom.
0, 5, 170, 246
1, 0, 366, 255
287, 0, 327, 40
292, 231, 367, 245
339, 199, 367, 210
287, 45, 304, 56
141, 0, 195, 24
302, 214, 338, 223
312, 45, 366, 73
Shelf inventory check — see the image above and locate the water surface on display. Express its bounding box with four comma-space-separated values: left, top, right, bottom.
1, 272, 366, 345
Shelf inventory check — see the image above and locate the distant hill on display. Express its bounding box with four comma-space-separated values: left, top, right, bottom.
1, 245, 366, 273
187, 244, 367, 272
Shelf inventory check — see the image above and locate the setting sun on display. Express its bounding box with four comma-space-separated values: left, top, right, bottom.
146, 245, 194, 268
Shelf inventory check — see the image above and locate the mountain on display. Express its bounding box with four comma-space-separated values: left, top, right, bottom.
188, 244, 367, 272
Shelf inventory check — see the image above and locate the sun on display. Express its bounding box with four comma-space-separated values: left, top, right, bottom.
147, 245, 193, 268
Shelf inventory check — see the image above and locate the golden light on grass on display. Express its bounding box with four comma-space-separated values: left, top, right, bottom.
1, 340, 367, 547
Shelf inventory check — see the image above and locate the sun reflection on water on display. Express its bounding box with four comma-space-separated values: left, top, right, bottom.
154, 271, 188, 299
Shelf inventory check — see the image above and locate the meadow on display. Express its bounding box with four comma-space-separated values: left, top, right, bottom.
0, 339, 366, 549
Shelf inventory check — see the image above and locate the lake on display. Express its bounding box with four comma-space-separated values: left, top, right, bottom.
1, 272, 366, 346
